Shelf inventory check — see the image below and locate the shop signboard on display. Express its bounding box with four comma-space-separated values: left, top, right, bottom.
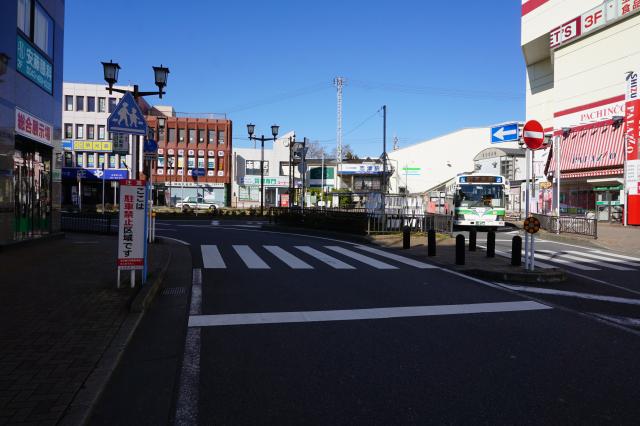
73, 140, 113, 152
241, 176, 288, 186
62, 167, 128, 181
625, 70, 640, 223
16, 35, 53, 94
338, 164, 383, 175
117, 180, 147, 270
15, 108, 52, 146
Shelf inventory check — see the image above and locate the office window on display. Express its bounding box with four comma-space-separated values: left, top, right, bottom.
98, 125, 105, 140
64, 152, 73, 167
246, 160, 268, 176
98, 154, 105, 168
178, 129, 185, 142
279, 161, 290, 176
168, 128, 176, 143
187, 156, 195, 169
197, 157, 204, 169
109, 155, 116, 169
157, 155, 165, 168
158, 125, 165, 142
33, 2, 53, 57
108, 97, 117, 113
167, 155, 175, 172
218, 157, 225, 171
76, 96, 84, 111
76, 153, 84, 167
120, 156, 127, 168
75, 124, 84, 139
64, 123, 73, 139
86, 124, 94, 140
177, 155, 184, 169
86, 154, 95, 168
207, 157, 215, 170
198, 130, 205, 144
208, 130, 215, 144
188, 129, 195, 144
65, 95, 73, 111
87, 96, 95, 112
17, 0, 32, 35
218, 130, 225, 144
98, 97, 106, 112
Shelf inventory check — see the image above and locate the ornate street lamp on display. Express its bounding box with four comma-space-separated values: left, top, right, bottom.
247, 124, 280, 215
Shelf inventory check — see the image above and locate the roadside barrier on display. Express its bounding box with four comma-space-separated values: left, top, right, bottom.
511, 235, 522, 266
455, 234, 465, 265
469, 229, 477, 251
427, 230, 436, 257
402, 226, 410, 249
486, 230, 496, 258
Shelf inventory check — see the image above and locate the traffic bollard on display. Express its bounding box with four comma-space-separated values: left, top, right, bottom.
469, 229, 477, 251
455, 234, 465, 265
487, 230, 496, 258
427, 229, 436, 257
402, 226, 410, 249
511, 235, 522, 266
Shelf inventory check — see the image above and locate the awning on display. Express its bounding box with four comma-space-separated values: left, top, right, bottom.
548, 119, 624, 177
560, 168, 624, 180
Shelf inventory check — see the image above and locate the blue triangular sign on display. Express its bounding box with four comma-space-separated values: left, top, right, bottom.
107, 92, 148, 135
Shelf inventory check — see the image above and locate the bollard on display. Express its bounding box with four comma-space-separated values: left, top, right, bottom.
455, 234, 465, 265
487, 230, 496, 258
427, 229, 436, 257
402, 226, 410, 249
469, 229, 477, 251
511, 235, 522, 266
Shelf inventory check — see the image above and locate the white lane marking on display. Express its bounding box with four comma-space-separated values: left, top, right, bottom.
325, 246, 398, 269
565, 270, 640, 297
201, 245, 226, 269
211, 220, 220, 225
232, 224, 262, 228
587, 250, 640, 263
477, 245, 556, 269
529, 251, 599, 271
294, 246, 355, 269
157, 236, 191, 246
175, 269, 202, 426
565, 250, 640, 266
264, 245, 313, 269
354, 245, 438, 269
590, 313, 640, 327
188, 301, 550, 327
537, 250, 636, 271
233, 245, 270, 269
500, 284, 640, 306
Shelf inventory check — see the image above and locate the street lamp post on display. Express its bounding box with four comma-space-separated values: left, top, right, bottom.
247, 124, 279, 215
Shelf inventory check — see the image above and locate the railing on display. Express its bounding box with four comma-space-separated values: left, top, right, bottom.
61, 212, 118, 235
531, 213, 598, 239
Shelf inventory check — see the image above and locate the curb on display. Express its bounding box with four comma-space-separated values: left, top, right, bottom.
59, 245, 174, 426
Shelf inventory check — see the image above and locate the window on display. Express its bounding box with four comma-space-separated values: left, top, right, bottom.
246, 160, 267, 176
178, 129, 185, 142
64, 152, 73, 167
207, 157, 215, 170
75, 124, 84, 139
168, 128, 176, 143
98, 97, 106, 112
86, 124, 94, 140
108, 97, 117, 113
98, 125, 105, 140
280, 161, 290, 176
208, 130, 215, 144
187, 156, 195, 169
64, 123, 73, 139
76, 153, 84, 167
17, 0, 32, 35
198, 130, 205, 144
33, 2, 53, 57
157, 155, 165, 168
76, 96, 84, 111
109, 155, 116, 169
119, 156, 127, 168
197, 157, 205, 169
177, 155, 184, 169
65, 95, 73, 111
87, 97, 95, 112
218, 130, 225, 144
188, 129, 195, 144
167, 155, 175, 172
98, 154, 105, 168
158, 125, 165, 142
86, 154, 94, 168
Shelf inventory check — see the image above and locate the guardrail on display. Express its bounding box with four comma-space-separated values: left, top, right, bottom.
531, 213, 598, 239
61, 212, 118, 234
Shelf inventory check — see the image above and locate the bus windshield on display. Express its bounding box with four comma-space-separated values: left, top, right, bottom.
455, 184, 504, 208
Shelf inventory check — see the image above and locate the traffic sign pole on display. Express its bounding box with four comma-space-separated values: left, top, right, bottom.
524, 148, 530, 270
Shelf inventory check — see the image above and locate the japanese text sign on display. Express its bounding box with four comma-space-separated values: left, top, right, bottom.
117, 180, 147, 269
15, 108, 52, 146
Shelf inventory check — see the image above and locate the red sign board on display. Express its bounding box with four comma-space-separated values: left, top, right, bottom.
523, 120, 545, 150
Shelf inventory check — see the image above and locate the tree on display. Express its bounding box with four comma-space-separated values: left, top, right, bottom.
331, 143, 359, 160
305, 140, 327, 159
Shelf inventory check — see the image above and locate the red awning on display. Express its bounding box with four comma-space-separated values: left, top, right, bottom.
548, 120, 624, 177
560, 168, 624, 179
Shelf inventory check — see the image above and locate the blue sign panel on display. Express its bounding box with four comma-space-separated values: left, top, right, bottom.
491, 123, 519, 143
62, 168, 129, 181
192, 168, 206, 177
62, 140, 73, 150
143, 139, 158, 153
16, 35, 53, 94
107, 92, 148, 135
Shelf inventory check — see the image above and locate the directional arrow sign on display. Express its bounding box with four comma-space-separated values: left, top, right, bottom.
491, 123, 519, 143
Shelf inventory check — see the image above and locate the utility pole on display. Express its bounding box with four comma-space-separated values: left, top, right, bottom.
382, 105, 387, 214
334, 77, 345, 189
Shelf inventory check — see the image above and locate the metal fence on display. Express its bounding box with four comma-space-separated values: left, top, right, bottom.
531, 213, 598, 239
61, 212, 118, 234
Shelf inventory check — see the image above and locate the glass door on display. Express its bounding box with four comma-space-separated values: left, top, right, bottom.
595, 191, 610, 222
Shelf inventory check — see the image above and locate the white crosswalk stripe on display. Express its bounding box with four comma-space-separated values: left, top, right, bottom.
201, 245, 226, 269
586, 250, 640, 263
565, 250, 640, 266
525, 251, 599, 271
294, 246, 355, 269
354, 245, 438, 269
537, 250, 636, 271
325, 246, 398, 269
233, 245, 270, 269
263, 246, 313, 269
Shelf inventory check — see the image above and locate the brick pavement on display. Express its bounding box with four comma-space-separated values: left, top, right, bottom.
0, 234, 166, 426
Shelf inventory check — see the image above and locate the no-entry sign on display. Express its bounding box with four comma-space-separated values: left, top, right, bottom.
523, 120, 545, 150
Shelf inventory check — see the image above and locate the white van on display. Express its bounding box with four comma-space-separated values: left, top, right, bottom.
175, 196, 219, 212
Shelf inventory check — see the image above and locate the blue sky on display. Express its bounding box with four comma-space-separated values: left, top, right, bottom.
64, 0, 524, 157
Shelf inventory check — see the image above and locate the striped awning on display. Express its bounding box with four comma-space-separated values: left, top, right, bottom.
548, 120, 624, 177
560, 167, 624, 180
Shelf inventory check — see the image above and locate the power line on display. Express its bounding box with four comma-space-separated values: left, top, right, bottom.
349, 79, 523, 100
223, 82, 331, 114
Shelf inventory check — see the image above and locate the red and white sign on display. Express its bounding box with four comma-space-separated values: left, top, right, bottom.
117, 180, 147, 269
523, 120, 545, 150
15, 108, 52, 146
550, 17, 581, 48
626, 71, 639, 161
581, 4, 606, 33
554, 96, 625, 129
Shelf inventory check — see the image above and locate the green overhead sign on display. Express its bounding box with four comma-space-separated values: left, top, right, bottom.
16, 35, 53, 94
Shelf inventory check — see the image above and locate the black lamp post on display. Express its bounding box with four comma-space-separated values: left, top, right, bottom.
247, 123, 279, 215
101, 60, 169, 99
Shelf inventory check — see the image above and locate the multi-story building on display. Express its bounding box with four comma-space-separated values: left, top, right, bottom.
146, 108, 232, 206
61, 82, 139, 208
0, 0, 64, 243
522, 0, 640, 222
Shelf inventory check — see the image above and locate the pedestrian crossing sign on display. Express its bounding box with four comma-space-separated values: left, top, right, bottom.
107, 92, 148, 135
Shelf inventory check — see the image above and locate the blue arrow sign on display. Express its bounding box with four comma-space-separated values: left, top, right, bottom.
192, 168, 206, 177
143, 139, 158, 153
491, 123, 519, 143
107, 92, 148, 135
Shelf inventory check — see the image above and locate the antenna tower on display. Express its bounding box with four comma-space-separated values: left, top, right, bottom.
334, 77, 345, 189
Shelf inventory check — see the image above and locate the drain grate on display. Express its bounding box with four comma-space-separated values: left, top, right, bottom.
161, 287, 187, 296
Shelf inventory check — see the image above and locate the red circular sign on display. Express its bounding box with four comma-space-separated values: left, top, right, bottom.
522, 120, 545, 150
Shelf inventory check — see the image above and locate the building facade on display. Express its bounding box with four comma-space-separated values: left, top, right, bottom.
61, 82, 136, 209
0, 0, 64, 243
522, 0, 640, 222
146, 109, 232, 207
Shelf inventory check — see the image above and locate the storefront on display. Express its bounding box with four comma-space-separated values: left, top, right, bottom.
236, 176, 288, 208
161, 181, 227, 207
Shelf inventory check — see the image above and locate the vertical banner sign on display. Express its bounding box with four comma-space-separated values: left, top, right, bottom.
117, 180, 147, 269
625, 70, 640, 224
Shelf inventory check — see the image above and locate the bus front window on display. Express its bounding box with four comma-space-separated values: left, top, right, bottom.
455, 185, 504, 208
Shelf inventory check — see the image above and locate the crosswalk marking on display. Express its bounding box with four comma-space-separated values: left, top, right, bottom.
201, 245, 226, 269
232, 245, 270, 269
263, 246, 313, 269
565, 250, 640, 266
587, 250, 640, 263
528, 251, 599, 271
354, 245, 438, 269
325, 246, 398, 269
537, 250, 636, 271
294, 246, 355, 269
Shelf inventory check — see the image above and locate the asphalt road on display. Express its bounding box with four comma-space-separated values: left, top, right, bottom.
93, 220, 640, 425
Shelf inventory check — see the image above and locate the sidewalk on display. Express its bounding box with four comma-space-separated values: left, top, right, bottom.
0, 233, 170, 425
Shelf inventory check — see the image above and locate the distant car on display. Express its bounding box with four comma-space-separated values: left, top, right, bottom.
175, 196, 219, 212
